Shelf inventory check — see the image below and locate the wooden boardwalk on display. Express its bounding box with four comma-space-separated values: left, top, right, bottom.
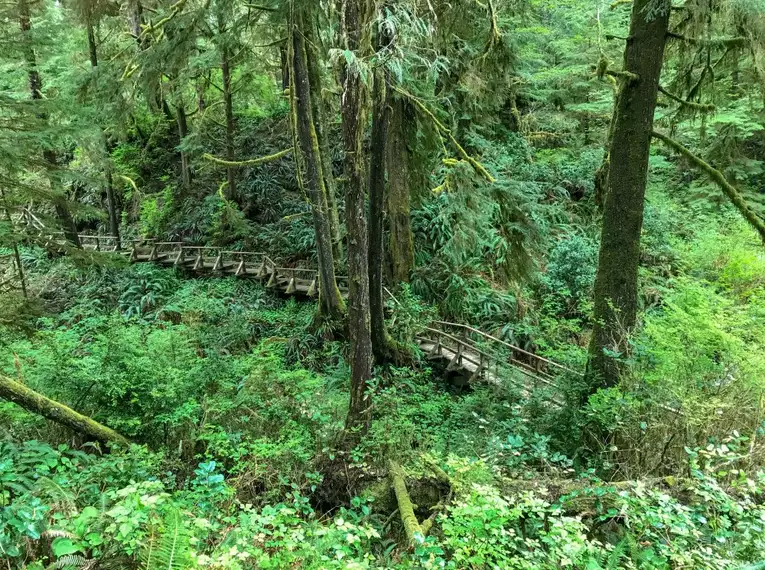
14, 208, 587, 400
416, 322, 578, 404
122, 239, 349, 298
12, 208, 347, 299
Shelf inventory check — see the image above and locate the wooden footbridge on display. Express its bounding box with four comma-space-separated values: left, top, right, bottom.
415, 321, 580, 404
10, 209, 586, 401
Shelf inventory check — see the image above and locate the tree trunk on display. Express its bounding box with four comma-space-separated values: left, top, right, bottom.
0, 188, 27, 297
86, 11, 98, 68
587, 0, 671, 391
280, 43, 290, 92
86, 13, 121, 250
19, 0, 81, 249
176, 104, 192, 190
290, 15, 345, 320
105, 169, 121, 249
387, 97, 415, 284
303, 20, 343, 261
221, 49, 237, 202
369, 66, 391, 363
127, 0, 147, 48
0, 374, 128, 446
342, 0, 373, 438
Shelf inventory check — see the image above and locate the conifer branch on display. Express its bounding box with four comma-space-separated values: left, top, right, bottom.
658, 86, 715, 112
140, 0, 188, 38
202, 148, 292, 167
392, 86, 496, 184
666, 32, 747, 48
652, 130, 765, 243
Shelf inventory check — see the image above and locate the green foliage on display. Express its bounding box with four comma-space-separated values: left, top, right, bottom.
140, 508, 191, 570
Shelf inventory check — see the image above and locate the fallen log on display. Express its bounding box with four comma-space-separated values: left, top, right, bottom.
388, 460, 425, 547
0, 374, 129, 447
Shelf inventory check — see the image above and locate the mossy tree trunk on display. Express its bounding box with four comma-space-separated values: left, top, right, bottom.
220, 35, 237, 202
369, 65, 391, 363
303, 19, 342, 261
175, 103, 192, 191
342, 0, 374, 439
0, 374, 128, 446
387, 97, 415, 284
587, 0, 671, 391
19, 0, 81, 249
86, 11, 121, 250
290, 11, 345, 320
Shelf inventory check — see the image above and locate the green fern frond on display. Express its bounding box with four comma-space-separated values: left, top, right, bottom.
52, 553, 89, 569
140, 508, 191, 570
36, 476, 77, 514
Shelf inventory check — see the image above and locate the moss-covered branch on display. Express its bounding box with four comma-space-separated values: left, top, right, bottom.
388, 460, 424, 547
202, 148, 292, 167
0, 374, 129, 446
140, 0, 187, 38
391, 86, 496, 184
658, 86, 715, 112
667, 32, 747, 49
652, 130, 765, 243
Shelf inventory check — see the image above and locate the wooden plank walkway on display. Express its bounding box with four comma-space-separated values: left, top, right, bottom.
415, 324, 573, 405
14, 207, 597, 405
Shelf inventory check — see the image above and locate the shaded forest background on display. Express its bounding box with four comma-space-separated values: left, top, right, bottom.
2, 0, 765, 568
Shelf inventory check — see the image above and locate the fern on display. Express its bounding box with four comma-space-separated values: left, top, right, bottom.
51, 554, 89, 569
140, 508, 191, 570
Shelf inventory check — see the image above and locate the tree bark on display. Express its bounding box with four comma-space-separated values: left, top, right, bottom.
105, 168, 121, 249
303, 19, 343, 261
221, 48, 237, 202
342, 0, 373, 438
388, 460, 425, 547
86, 10, 98, 68
86, 12, 121, 250
290, 13, 345, 320
0, 374, 129, 446
588, 0, 671, 391
387, 97, 415, 284
19, 0, 81, 249
369, 66, 391, 363
175, 104, 192, 190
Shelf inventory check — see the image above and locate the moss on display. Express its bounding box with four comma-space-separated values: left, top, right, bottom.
0, 374, 129, 446
652, 130, 765, 243
202, 148, 292, 167
388, 460, 424, 547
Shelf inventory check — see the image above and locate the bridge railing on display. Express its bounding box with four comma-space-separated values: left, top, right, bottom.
418, 321, 583, 403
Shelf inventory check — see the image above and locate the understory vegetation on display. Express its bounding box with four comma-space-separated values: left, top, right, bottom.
2, 0, 765, 567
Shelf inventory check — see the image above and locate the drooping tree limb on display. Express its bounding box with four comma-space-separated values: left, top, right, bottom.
666, 32, 747, 49
139, 0, 187, 38
658, 85, 715, 111
652, 130, 765, 243
202, 148, 292, 167
0, 374, 129, 446
391, 86, 496, 184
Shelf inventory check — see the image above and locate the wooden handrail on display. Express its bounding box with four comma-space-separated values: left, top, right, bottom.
421, 327, 561, 389
434, 320, 583, 377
